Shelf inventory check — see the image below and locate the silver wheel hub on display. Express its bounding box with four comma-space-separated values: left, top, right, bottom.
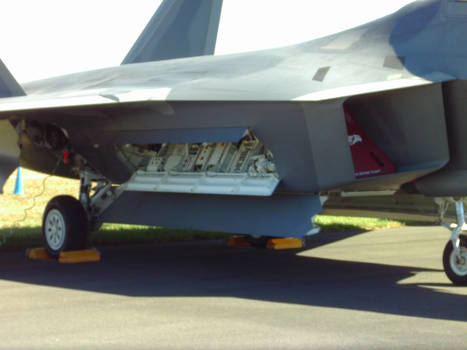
450, 246, 467, 277
45, 209, 66, 251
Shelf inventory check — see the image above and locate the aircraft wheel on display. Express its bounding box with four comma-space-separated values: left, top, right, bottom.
442, 235, 467, 285
42, 195, 88, 257
246, 235, 271, 247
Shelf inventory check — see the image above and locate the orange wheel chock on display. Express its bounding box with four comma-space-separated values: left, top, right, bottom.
58, 249, 101, 263
26, 248, 54, 261
26, 247, 101, 263
266, 238, 303, 250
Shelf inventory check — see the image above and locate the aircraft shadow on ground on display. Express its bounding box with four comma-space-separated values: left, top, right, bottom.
0, 230, 464, 323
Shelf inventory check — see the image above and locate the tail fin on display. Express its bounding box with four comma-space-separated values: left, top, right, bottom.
0, 59, 24, 97
122, 0, 223, 64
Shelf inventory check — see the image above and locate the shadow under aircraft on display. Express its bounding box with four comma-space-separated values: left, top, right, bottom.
0, 233, 464, 323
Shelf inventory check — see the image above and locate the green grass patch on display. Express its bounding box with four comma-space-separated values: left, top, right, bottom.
0, 225, 230, 251
0, 170, 407, 250
0, 218, 400, 251
315, 215, 404, 232
90, 224, 229, 245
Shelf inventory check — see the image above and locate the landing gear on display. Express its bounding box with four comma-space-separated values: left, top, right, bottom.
42, 195, 88, 257
41, 169, 119, 257
437, 198, 467, 285
443, 235, 467, 285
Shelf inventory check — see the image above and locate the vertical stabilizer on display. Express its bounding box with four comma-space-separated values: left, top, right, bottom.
122, 0, 223, 64
0, 59, 25, 97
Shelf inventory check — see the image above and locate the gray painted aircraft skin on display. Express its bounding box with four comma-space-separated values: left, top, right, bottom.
0, 1, 466, 257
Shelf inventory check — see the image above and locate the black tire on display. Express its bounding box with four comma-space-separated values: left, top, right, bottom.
42, 195, 88, 257
442, 235, 467, 285
246, 235, 271, 247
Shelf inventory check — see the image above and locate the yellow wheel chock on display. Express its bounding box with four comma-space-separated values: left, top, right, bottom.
26, 247, 101, 263
266, 238, 303, 250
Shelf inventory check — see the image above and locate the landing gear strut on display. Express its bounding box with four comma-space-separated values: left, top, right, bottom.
437, 198, 467, 285
42, 169, 119, 256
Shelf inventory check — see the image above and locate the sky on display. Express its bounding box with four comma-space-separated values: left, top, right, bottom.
0, 0, 414, 83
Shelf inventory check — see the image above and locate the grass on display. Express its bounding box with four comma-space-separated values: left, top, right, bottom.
315, 215, 403, 232
0, 169, 405, 250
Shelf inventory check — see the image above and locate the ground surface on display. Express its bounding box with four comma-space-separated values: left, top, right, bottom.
0, 226, 465, 350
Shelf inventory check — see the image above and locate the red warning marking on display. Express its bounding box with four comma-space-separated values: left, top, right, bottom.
345, 108, 396, 179
63, 150, 70, 164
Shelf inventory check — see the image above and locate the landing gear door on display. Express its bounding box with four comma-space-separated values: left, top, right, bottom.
0, 120, 20, 193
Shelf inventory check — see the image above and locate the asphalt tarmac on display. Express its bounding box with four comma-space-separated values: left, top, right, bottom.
0, 226, 465, 350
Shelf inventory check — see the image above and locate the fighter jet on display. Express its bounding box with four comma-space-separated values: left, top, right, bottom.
0, 0, 466, 284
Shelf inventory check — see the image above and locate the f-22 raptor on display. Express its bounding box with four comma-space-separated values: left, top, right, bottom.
0, 0, 466, 284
